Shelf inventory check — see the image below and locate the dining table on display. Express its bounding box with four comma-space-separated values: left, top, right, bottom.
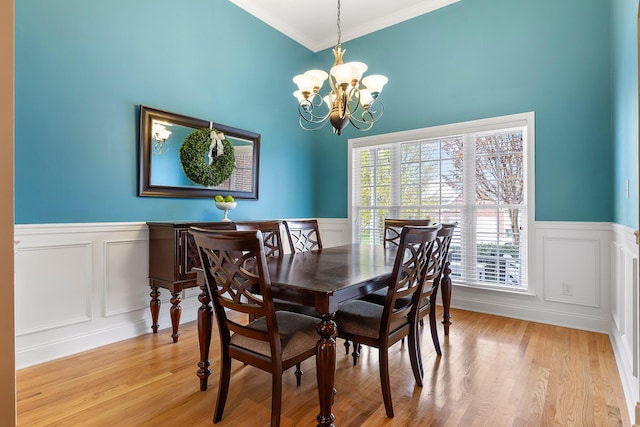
194, 242, 450, 427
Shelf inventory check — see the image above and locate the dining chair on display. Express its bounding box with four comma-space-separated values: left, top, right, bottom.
235, 221, 284, 258
190, 228, 319, 427
334, 225, 440, 418
415, 223, 456, 357
235, 220, 318, 319
343, 217, 431, 356
383, 218, 431, 248
283, 219, 323, 253
359, 223, 457, 356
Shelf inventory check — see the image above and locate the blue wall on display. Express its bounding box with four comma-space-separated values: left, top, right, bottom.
612, 0, 639, 229
15, 0, 316, 223
15, 0, 626, 225
313, 0, 614, 222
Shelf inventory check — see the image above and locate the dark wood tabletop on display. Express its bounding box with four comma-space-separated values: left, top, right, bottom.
267, 243, 397, 312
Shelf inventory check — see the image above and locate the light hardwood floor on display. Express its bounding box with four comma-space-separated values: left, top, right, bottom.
17, 308, 630, 426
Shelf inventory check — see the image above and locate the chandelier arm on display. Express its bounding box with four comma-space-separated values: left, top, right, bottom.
348, 114, 375, 131
347, 100, 385, 131
299, 108, 330, 124
298, 93, 331, 124
346, 86, 362, 112
299, 116, 331, 131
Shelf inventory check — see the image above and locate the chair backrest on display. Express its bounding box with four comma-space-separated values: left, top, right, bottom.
424, 223, 457, 287
190, 228, 281, 357
383, 219, 431, 248
433, 223, 457, 280
283, 219, 323, 253
235, 220, 284, 258
417, 223, 457, 318
380, 225, 440, 336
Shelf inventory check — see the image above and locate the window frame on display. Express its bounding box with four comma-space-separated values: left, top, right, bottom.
348, 112, 536, 294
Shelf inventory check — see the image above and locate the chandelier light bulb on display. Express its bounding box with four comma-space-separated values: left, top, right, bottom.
330, 63, 354, 88
361, 75, 388, 98
293, 74, 315, 95
293, 90, 306, 102
323, 95, 333, 108
304, 69, 328, 92
359, 89, 374, 108
346, 62, 368, 83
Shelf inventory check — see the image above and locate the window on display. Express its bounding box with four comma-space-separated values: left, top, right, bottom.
349, 113, 533, 291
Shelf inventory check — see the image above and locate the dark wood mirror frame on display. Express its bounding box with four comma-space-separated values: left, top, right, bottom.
138, 105, 260, 199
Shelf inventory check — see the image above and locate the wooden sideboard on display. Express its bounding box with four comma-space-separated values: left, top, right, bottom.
147, 221, 234, 342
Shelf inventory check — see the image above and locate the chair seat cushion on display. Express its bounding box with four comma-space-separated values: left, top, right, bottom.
231, 311, 318, 360
334, 300, 408, 339
274, 298, 321, 318
360, 287, 387, 305
360, 287, 413, 310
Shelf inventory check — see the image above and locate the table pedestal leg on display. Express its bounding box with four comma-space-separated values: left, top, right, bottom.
170, 292, 182, 343
440, 261, 452, 335
150, 285, 160, 333
197, 285, 212, 391
316, 313, 336, 427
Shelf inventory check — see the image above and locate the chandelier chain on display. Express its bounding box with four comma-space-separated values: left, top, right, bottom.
336, 0, 341, 46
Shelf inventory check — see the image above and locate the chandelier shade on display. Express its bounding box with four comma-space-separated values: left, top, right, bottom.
292, 0, 388, 135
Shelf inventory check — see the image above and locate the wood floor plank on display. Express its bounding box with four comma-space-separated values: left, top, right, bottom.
16, 308, 631, 426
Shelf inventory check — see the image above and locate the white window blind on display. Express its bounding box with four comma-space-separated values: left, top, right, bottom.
349, 113, 533, 291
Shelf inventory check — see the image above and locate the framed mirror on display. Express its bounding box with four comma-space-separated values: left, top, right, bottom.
138, 105, 260, 199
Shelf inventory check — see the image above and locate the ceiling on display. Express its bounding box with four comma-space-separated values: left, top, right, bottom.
229, 0, 460, 52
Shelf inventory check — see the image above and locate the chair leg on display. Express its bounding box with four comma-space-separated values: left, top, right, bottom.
271, 370, 283, 427
295, 363, 303, 386
344, 339, 350, 355
429, 305, 442, 356
214, 351, 232, 423
408, 324, 424, 387
402, 318, 423, 344
378, 347, 394, 418
351, 342, 361, 366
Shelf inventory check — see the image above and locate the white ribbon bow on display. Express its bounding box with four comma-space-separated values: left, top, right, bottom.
207, 130, 226, 165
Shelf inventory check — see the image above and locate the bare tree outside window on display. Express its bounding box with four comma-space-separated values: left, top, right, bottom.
443, 131, 523, 247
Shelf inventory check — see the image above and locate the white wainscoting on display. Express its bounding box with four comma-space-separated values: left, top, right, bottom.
610, 223, 639, 423
13, 220, 351, 369
13, 218, 634, 421
14, 222, 198, 369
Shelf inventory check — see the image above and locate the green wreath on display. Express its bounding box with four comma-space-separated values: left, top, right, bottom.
179, 128, 235, 187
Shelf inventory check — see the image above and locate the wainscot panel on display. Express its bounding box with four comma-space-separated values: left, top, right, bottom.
429, 222, 613, 334
610, 223, 639, 424
14, 222, 201, 369
13, 219, 351, 369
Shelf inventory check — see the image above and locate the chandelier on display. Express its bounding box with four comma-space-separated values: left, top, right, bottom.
292, 0, 388, 135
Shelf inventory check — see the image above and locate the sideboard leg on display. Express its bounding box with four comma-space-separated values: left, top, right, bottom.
150, 285, 160, 334
197, 285, 212, 391
170, 292, 182, 343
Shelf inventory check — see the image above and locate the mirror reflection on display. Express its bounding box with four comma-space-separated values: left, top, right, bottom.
139, 106, 260, 199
